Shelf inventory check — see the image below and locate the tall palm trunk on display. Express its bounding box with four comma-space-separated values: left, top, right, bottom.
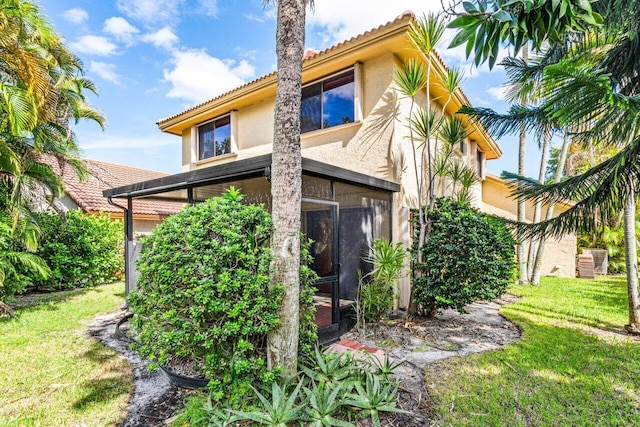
623, 187, 640, 334
531, 131, 571, 285
266, 0, 306, 377
516, 45, 528, 284
527, 128, 550, 281
517, 121, 527, 284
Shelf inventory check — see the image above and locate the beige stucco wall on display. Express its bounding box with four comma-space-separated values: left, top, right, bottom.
178, 52, 503, 308
482, 176, 576, 278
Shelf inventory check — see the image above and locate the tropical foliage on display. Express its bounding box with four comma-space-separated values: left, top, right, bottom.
0, 0, 104, 290
393, 13, 479, 316
447, 0, 603, 68
356, 238, 406, 327
177, 348, 409, 427
412, 198, 516, 316
128, 190, 317, 403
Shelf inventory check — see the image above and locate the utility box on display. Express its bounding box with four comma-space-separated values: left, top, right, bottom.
583, 249, 608, 275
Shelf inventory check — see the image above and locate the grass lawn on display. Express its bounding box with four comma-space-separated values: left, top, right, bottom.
424, 276, 640, 426
0, 282, 132, 426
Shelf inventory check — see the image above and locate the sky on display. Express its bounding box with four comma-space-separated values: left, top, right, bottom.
37, 0, 549, 177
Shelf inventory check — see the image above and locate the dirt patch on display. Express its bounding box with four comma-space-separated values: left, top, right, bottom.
343, 294, 522, 425
87, 310, 192, 427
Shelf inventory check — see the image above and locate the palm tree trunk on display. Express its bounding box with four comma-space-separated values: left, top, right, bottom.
266, 0, 306, 377
623, 189, 640, 334
516, 45, 528, 285
527, 128, 550, 281
517, 121, 527, 284
531, 131, 571, 285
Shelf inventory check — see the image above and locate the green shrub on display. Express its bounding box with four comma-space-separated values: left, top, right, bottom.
34, 210, 123, 289
356, 238, 406, 327
412, 197, 516, 316
128, 189, 317, 402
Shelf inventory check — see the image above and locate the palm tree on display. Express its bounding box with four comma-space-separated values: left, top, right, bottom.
452, 0, 640, 331
264, 0, 309, 378
0, 0, 104, 305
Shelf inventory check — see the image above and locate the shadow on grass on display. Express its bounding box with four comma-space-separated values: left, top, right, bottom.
1, 282, 124, 323
425, 318, 640, 426
72, 342, 132, 412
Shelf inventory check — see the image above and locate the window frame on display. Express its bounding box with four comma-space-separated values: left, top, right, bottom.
300, 66, 360, 134
195, 113, 236, 162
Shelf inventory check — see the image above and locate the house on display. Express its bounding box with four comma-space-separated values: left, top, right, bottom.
44, 157, 183, 233
104, 12, 576, 333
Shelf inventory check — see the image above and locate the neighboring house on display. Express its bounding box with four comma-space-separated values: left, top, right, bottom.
482, 174, 577, 278
45, 157, 183, 233
104, 12, 575, 333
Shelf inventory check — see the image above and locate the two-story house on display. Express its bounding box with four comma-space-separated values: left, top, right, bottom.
104, 12, 576, 334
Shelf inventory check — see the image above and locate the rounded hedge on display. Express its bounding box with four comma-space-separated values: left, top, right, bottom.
128, 189, 317, 401
412, 197, 516, 316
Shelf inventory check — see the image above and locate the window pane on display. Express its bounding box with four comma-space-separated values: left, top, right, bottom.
302, 175, 331, 199
214, 118, 231, 156
301, 83, 321, 133
323, 71, 354, 128
198, 121, 216, 160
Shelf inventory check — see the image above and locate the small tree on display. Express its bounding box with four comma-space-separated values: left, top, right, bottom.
412, 198, 515, 317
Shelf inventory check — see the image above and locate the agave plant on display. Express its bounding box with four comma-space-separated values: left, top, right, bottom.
343, 372, 410, 427
303, 381, 354, 427
232, 380, 307, 427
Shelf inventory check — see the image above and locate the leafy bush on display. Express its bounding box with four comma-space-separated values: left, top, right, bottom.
128, 189, 317, 402
412, 198, 516, 316
356, 239, 406, 327
3, 209, 123, 295
34, 210, 123, 289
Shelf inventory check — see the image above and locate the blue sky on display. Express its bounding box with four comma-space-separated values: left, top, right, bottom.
38, 0, 547, 177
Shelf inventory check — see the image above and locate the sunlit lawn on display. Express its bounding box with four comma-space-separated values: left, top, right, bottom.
425, 276, 640, 426
0, 283, 132, 426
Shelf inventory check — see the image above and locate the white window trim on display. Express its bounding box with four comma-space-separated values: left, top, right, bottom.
477, 149, 486, 180
193, 111, 238, 164
301, 66, 362, 134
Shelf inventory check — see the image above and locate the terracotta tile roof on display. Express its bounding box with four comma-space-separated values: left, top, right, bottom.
43, 157, 184, 217
156, 11, 415, 126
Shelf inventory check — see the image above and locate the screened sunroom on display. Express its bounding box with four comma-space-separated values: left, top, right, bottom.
103, 154, 398, 338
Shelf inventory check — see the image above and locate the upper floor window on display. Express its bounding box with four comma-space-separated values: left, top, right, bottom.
301, 69, 355, 133
476, 148, 485, 178
198, 115, 231, 161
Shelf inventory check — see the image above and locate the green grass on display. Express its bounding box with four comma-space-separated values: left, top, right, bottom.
424, 276, 640, 426
0, 283, 132, 426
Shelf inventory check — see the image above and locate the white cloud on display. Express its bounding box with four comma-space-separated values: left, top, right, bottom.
62, 8, 89, 24
141, 27, 179, 50
307, 1, 442, 44
116, 0, 218, 24
245, 13, 266, 23
89, 61, 120, 85
103, 17, 139, 45
69, 35, 118, 56
163, 49, 256, 104
116, 0, 181, 24
486, 86, 507, 101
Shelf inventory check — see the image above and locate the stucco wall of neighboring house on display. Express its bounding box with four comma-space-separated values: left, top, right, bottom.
482, 175, 576, 278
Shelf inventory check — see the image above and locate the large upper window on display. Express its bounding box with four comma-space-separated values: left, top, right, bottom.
301, 70, 355, 133
198, 115, 231, 161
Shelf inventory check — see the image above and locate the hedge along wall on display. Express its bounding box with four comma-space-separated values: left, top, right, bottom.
32, 209, 124, 289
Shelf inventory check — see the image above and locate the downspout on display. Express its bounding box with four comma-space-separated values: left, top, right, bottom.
108, 196, 132, 300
